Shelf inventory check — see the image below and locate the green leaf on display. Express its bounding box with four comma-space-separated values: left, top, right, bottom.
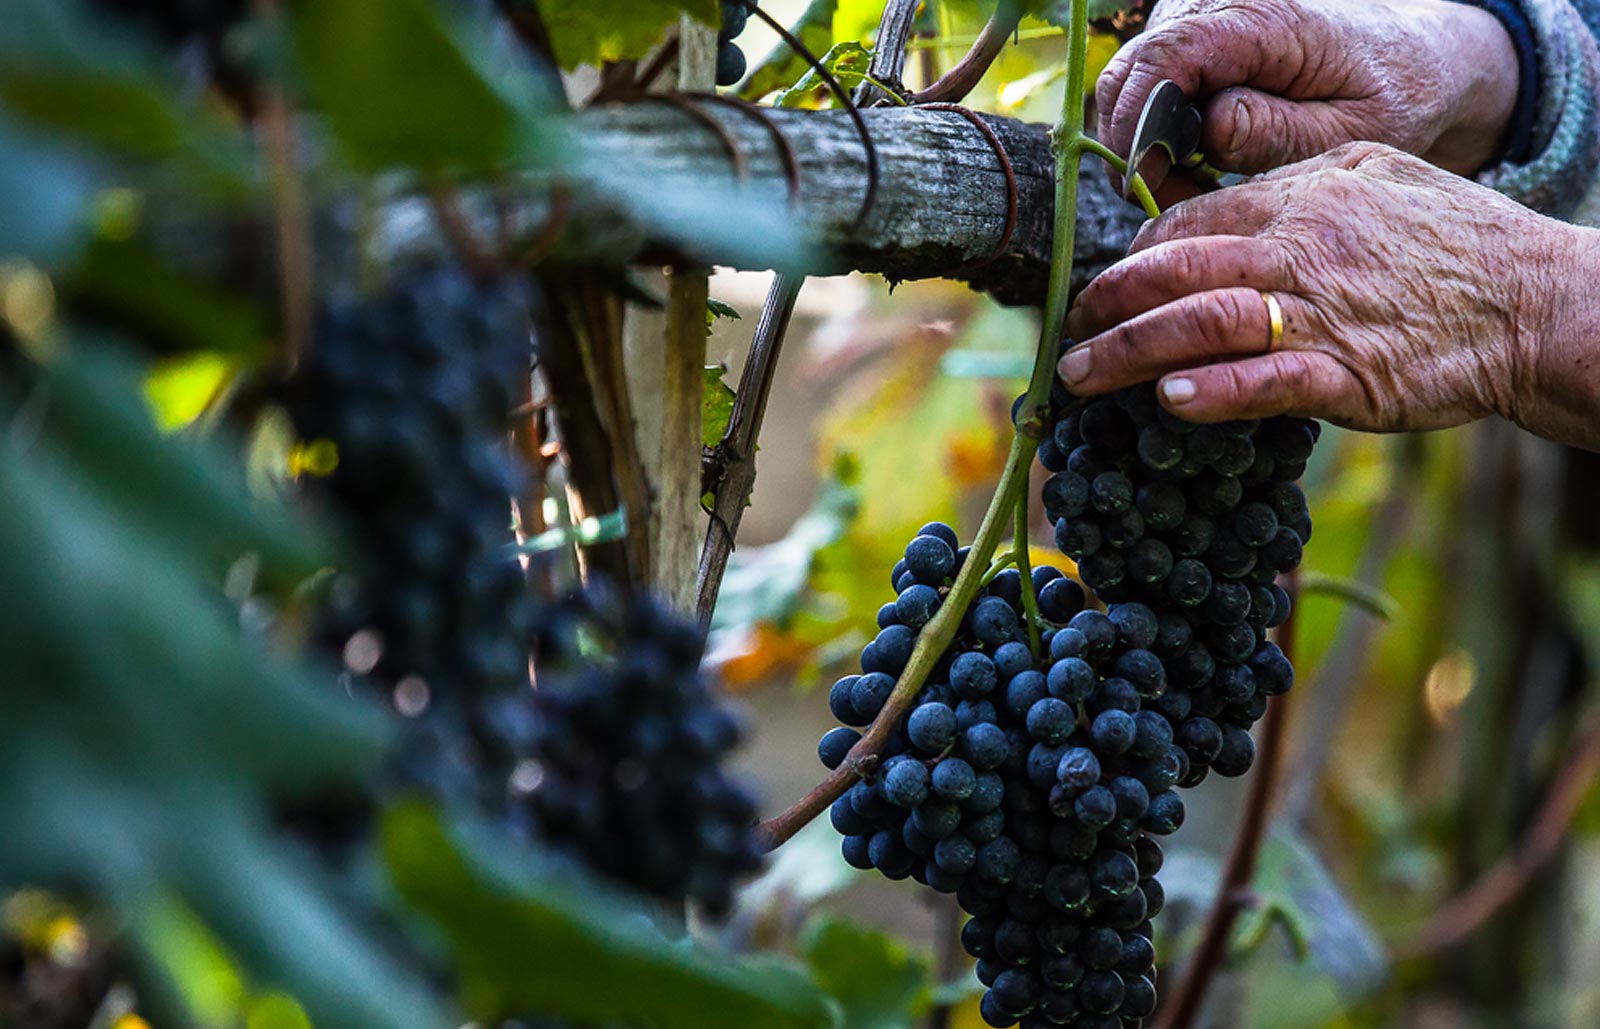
381, 803, 839, 1029
539, 0, 719, 70
707, 296, 742, 334
773, 42, 873, 108
0, 348, 434, 1029
703, 364, 737, 447
63, 236, 270, 359
801, 916, 931, 1029
0, 1, 255, 194
740, 0, 837, 102
0, 116, 93, 267
292, 0, 532, 170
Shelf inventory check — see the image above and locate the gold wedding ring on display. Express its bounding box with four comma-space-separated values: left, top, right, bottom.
1261, 291, 1284, 352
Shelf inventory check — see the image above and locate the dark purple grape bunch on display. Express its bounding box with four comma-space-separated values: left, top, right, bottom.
288, 263, 538, 708
1040, 379, 1311, 783
716, 1, 755, 86
514, 587, 766, 917
820, 523, 1178, 1027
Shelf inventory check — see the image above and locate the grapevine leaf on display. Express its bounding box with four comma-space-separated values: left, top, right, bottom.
800, 916, 932, 1029
538, 0, 719, 70
739, 0, 837, 102
773, 42, 873, 108
703, 364, 737, 447
380, 803, 840, 1029
707, 296, 742, 333
292, 0, 537, 171
0, 1, 254, 194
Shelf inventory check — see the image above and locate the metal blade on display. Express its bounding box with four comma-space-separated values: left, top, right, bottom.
1122, 79, 1204, 199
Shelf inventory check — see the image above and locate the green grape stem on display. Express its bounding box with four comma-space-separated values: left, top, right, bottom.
758, 0, 1104, 852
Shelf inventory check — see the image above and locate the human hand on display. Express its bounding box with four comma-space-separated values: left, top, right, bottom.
1097, 0, 1519, 204
1060, 143, 1576, 439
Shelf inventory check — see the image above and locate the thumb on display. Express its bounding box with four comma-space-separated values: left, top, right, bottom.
1201, 87, 1362, 173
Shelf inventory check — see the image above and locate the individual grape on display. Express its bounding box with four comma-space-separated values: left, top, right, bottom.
906, 534, 957, 584
1090, 708, 1136, 754
896, 583, 942, 629
1054, 517, 1102, 559
1251, 641, 1295, 695
1142, 791, 1185, 835
1090, 471, 1135, 514
953, 650, 1000, 699
716, 40, 747, 85
1037, 576, 1085, 623
1074, 785, 1117, 829
851, 672, 896, 722
1212, 723, 1257, 777
932, 757, 978, 802
1090, 677, 1140, 714
961, 722, 1011, 770
1025, 698, 1075, 745
1166, 557, 1213, 607
819, 726, 862, 769
909, 701, 958, 753
885, 758, 931, 807
1046, 656, 1095, 702
1042, 471, 1091, 522
971, 597, 1020, 647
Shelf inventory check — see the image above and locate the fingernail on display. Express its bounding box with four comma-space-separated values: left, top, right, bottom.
1065, 307, 1085, 340
1059, 346, 1093, 386
1229, 99, 1250, 154
1162, 377, 1196, 405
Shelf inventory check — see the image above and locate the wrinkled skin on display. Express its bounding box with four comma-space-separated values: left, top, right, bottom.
1062, 143, 1600, 449
1096, 0, 1519, 204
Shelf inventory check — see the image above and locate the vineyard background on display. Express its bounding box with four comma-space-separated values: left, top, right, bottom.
1, 0, 1598, 1027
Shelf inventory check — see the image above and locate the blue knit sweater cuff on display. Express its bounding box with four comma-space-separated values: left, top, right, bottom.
1463, 0, 1543, 166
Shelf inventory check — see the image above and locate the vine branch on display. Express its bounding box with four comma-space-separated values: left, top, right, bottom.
911, 0, 1025, 105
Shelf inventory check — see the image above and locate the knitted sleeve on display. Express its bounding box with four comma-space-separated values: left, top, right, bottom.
1475, 0, 1600, 223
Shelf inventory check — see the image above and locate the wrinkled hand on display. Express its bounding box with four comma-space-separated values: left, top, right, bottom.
1098, 0, 1519, 204
1060, 143, 1573, 436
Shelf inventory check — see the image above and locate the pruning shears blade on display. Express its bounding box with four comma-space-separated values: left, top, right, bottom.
1123, 79, 1205, 199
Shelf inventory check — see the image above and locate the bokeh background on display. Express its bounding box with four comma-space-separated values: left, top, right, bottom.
3, 1, 1599, 1027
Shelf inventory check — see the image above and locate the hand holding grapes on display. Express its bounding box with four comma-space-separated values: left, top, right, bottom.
1062, 142, 1600, 450
1097, 0, 1520, 203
